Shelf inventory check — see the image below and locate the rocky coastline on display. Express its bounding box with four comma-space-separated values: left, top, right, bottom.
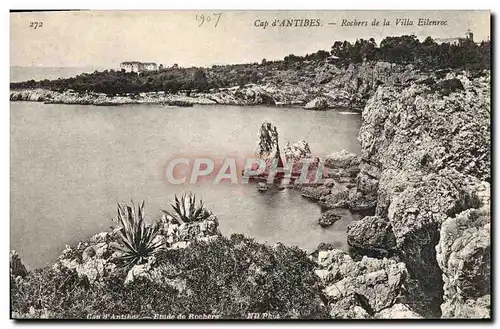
294, 69, 491, 318
10, 66, 491, 319
10, 62, 429, 110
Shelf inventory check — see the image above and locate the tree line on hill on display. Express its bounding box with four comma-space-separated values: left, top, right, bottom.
329, 35, 490, 69
10, 35, 490, 96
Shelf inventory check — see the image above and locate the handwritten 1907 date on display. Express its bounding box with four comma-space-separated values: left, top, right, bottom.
195, 13, 222, 28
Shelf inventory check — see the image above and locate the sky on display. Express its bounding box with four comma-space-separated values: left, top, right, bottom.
10, 10, 490, 68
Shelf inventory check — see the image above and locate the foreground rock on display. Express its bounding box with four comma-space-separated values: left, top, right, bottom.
350, 71, 491, 317
315, 249, 409, 318
436, 206, 491, 318
346, 216, 396, 253
51, 215, 220, 286
374, 303, 423, 319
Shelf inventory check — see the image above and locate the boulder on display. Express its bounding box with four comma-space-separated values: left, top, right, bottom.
348, 188, 377, 213
301, 185, 331, 200
374, 303, 422, 319
304, 96, 329, 110
324, 179, 336, 188
435, 78, 465, 95
346, 216, 396, 251
319, 184, 350, 208
283, 140, 312, 162
436, 207, 490, 319
385, 172, 476, 291
329, 294, 371, 319
317, 249, 407, 314
324, 150, 359, 169
77, 258, 106, 283
10, 250, 28, 278
82, 246, 96, 261
318, 210, 342, 227
90, 232, 109, 244
440, 295, 490, 319
160, 215, 220, 246
282, 140, 319, 183
234, 85, 276, 105
54, 256, 108, 284
124, 256, 157, 286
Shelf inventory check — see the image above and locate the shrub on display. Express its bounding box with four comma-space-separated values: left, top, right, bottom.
161, 193, 211, 224
113, 201, 163, 266
154, 234, 329, 319
12, 233, 328, 319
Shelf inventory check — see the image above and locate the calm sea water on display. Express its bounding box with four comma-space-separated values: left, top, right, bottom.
10, 100, 362, 269
10, 66, 106, 83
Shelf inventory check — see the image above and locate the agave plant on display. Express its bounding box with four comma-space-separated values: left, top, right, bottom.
113, 201, 163, 266
161, 193, 211, 225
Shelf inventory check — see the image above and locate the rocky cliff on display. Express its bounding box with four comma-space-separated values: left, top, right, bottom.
349, 71, 491, 318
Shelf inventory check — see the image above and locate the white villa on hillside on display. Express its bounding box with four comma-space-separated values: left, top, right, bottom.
120, 61, 158, 73
143, 62, 158, 71
434, 30, 475, 45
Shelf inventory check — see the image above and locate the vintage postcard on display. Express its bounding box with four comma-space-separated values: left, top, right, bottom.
10, 10, 491, 320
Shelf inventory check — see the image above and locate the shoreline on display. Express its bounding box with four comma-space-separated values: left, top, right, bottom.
10, 61, 433, 110
9, 87, 364, 111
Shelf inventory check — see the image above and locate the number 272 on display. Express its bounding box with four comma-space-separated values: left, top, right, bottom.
29, 22, 43, 29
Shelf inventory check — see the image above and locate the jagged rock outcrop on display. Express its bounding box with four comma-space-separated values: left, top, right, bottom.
306, 150, 360, 210
284, 140, 312, 162
323, 150, 360, 183
283, 140, 320, 183
347, 216, 396, 252
374, 303, 422, 319
301, 185, 331, 200
318, 210, 342, 227
233, 85, 276, 105
319, 184, 350, 209
314, 249, 408, 318
328, 293, 371, 319
10, 250, 28, 278
52, 234, 118, 284
251, 122, 321, 185
324, 150, 359, 169
350, 71, 491, 317
436, 204, 490, 318
52, 215, 220, 286
255, 121, 282, 165
304, 96, 329, 110
159, 213, 220, 245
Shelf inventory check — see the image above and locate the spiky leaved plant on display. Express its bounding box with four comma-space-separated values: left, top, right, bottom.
161, 193, 211, 225
113, 201, 163, 266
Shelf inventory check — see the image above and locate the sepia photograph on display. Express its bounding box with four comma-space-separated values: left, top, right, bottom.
9, 9, 491, 320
